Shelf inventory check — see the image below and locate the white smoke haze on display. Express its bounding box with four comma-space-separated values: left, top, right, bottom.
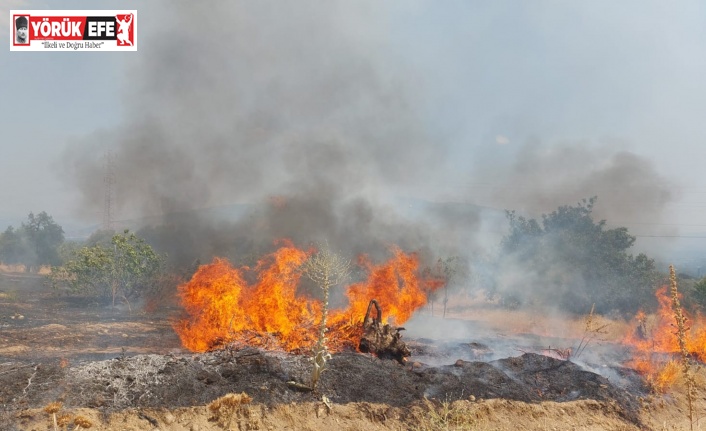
403, 305, 630, 374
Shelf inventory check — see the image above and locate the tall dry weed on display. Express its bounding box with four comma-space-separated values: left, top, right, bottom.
573, 303, 610, 359
669, 265, 697, 431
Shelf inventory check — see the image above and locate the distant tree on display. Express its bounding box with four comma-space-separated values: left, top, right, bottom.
692, 277, 706, 308
0, 226, 30, 265
495, 197, 661, 315
422, 256, 466, 318
0, 212, 64, 271
51, 230, 164, 309
21, 211, 65, 270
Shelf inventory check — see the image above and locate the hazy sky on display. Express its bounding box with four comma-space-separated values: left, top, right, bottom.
1, 1, 705, 258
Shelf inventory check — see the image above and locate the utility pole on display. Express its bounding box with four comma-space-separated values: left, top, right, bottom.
103, 150, 115, 231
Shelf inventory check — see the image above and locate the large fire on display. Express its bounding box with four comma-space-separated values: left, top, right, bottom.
174, 242, 444, 353
623, 286, 706, 391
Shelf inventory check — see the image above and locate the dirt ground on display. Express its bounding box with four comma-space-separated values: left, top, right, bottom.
1, 271, 705, 431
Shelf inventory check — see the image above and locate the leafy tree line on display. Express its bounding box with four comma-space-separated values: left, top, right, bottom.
493, 197, 661, 315
0, 211, 165, 308
0, 211, 65, 271
3, 204, 695, 318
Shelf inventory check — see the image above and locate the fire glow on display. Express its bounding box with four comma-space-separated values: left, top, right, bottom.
624, 286, 706, 391
174, 242, 444, 353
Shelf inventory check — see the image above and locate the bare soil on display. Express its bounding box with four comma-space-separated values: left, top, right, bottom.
0, 271, 704, 430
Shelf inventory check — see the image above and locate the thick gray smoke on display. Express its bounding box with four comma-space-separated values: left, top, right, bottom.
61, 2, 676, 283
471, 139, 675, 226
463, 140, 676, 317
61, 2, 461, 266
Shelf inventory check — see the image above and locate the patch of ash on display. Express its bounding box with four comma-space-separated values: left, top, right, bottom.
69, 354, 173, 408
406, 339, 494, 366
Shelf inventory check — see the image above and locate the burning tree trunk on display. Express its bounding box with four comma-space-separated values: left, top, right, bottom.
358, 299, 410, 364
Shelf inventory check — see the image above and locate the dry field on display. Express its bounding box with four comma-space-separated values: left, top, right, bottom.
1, 270, 704, 431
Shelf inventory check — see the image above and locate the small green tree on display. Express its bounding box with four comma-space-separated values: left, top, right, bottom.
52, 230, 163, 309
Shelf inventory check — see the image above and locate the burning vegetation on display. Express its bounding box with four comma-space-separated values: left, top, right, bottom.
173, 241, 445, 357
623, 268, 706, 394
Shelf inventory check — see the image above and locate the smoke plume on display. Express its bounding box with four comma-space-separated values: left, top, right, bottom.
471, 139, 675, 226
61, 2, 677, 282
61, 1, 459, 266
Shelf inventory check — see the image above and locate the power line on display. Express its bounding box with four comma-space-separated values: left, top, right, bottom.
634, 235, 706, 239
103, 151, 115, 231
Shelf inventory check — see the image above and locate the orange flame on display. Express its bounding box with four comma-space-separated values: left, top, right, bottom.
340, 248, 433, 326
174, 243, 444, 353
624, 286, 706, 391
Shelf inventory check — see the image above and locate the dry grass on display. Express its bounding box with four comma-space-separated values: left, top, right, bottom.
56, 413, 73, 428
443, 294, 629, 342
43, 401, 62, 431
415, 397, 478, 431
72, 415, 93, 429
43, 401, 62, 414
208, 392, 259, 429
0, 264, 51, 274
271, 403, 299, 428
208, 392, 253, 412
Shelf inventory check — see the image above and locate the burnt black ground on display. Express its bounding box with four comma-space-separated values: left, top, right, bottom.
0, 348, 646, 426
